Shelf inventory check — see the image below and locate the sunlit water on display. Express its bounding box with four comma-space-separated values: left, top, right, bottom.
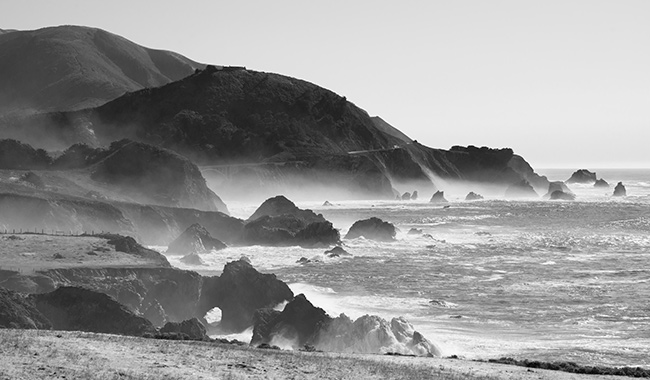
161, 169, 650, 368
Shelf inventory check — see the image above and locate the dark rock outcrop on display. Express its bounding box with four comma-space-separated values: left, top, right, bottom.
401, 192, 411, 201
197, 260, 293, 332
411, 191, 419, 200
30, 286, 155, 336
324, 246, 350, 257
567, 169, 597, 184
242, 196, 340, 247
159, 317, 208, 340
543, 181, 573, 199
179, 253, 205, 266
550, 190, 576, 201
465, 192, 483, 201
0, 287, 51, 329
430, 191, 448, 203
594, 178, 610, 188
166, 223, 226, 255
344, 217, 396, 242
505, 180, 538, 199
613, 182, 627, 197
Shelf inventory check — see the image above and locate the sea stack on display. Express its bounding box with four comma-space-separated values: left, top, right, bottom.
430, 191, 448, 203
613, 182, 627, 197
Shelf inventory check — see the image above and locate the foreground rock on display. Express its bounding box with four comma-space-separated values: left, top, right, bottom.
198, 260, 293, 332
430, 191, 448, 203
613, 182, 627, 197
159, 317, 208, 340
566, 169, 597, 184
0, 287, 51, 329
242, 196, 339, 247
30, 286, 155, 336
505, 180, 538, 199
252, 294, 440, 357
344, 217, 396, 242
465, 192, 484, 201
166, 223, 226, 255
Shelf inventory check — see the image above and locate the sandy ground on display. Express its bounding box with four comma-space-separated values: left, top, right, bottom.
0, 234, 161, 273
0, 330, 623, 380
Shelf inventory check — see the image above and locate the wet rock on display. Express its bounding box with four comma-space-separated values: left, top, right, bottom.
344, 217, 396, 242
550, 190, 576, 201
197, 260, 293, 332
566, 169, 597, 184
465, 192, 483, 201
613, 182, 627, 197
30, 286, 155, 336
166, 223, 226, 255
594, 178, 609, 188
324, 246, 349, 257
430, 191, 448, 203
159, 317, 208, 340
505, 180, 538, 199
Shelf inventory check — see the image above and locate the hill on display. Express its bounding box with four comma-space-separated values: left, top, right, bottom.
0, 25, 204, 115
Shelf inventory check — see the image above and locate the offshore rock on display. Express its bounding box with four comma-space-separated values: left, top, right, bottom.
543, 181, 573, 199
179, 253, 205, 266
166, 223, 226, 255
430, 191, 448, 203
197, 260, 293, 332
505, 180, 538, 199
30, 286, 155, 336
594, 178, 610, 188
550, 190, 576, 201
325, 246, 350, 257
401, 192, 411, 201
344, 217, 396, 242
465, 192, 484, 201
613, 182, 627, 197
567, 169, 597, 184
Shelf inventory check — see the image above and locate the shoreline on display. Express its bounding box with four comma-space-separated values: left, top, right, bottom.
0, 329, 625, 380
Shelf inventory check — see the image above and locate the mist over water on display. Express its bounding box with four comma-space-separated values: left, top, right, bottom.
164, 168, 650, 367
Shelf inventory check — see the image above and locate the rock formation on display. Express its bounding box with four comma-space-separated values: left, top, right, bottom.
30, 286, 155, 336
179, 253, 205, 266
613, 182, 627, 197
543, 181, 573, 199
594, 178, 609, 188
411, 191, 419, 200
344, 217, 396, 242
465, 192, 484, 201
242, 196, 340, 247
401, 192, 411, 201
430, 191, 448, 203
324, 246, 350, 257
0, 287, 51, 329
197, 260, 293, 332
550, 190, 576, 201
166, 223, 226, 255
567, 169, 597, 184
505, 180, 538, 199
159, 317, 208, 340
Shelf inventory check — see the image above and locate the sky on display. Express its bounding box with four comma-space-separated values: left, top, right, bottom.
2, 1, 649, 168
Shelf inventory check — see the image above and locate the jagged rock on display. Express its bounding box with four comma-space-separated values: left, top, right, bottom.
322, 201, 333, 207
324, 246, 349, 257
251, 308, 282, 345
197, 260, 293, 332
344, 217, 396, 242
613, 182, 627, 197
297, 257, 311, 264
411, 191, 418, 200
430, 191, 448, 203
242, 196, 339, 247
30, 286, 155, 336
543, 181, 573, 199
465, 192, 484, 201
179, 253, 205, 266
0, 287, 51, 329
166, 223, 226, 255
160, 317, 208, 340
401, 192, 411, 201
566, 169, 597, 184
550, 190, 576, 201
505, 180, 538, 199
594, 178, 609, 188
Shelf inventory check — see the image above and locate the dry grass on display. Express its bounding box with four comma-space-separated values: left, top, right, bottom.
0, 329, 621, 380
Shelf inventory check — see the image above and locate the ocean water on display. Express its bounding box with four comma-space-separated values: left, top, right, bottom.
165, 168, 650, 368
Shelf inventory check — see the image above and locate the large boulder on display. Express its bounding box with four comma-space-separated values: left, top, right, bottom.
566, 169, 597, 184
159, 317, 208, 340
30, 286, 155, 336
0, 287, 51, 329
430, 191, 448, 203
344, 217, 396, 242
197, 260, 293, 332
613, 182, 627, 197
242, 196, 339, 247
505, 180, 538, 199
166, 223, 226, 255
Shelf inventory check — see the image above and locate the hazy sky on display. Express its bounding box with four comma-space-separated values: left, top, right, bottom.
3, 1, 649, 168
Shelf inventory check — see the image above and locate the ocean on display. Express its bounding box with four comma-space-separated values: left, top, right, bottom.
164, 168, 650, 368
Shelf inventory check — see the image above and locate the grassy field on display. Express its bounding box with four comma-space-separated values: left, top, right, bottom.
0, 329, 623, 380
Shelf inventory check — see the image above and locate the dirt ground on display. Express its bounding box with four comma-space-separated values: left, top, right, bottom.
0, 330, 622, 380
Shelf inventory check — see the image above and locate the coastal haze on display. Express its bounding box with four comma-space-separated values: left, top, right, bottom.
1, 2, 649, 380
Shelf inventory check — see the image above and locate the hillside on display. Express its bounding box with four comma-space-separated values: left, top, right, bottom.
0, 25, 204, 115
